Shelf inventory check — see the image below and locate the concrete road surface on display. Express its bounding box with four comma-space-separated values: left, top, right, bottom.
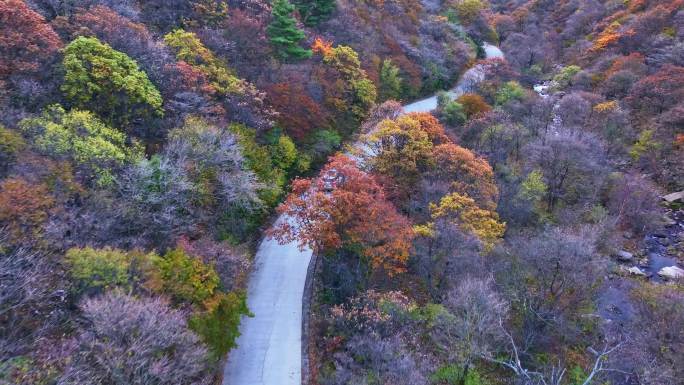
223, 235, 312, 385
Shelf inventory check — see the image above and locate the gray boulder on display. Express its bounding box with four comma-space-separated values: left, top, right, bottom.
662, 191, 683, 203
658, 266, 684, 280
615, 250, 634, 262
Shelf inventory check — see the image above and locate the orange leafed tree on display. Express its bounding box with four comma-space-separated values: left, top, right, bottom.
590, 22, 621, 53
675, 134, 684, 148
407, 112, 450, 144
0, 177, 55, 242
457, 93, 492, 119
270, 154, 413, 275
312, 37, 333, 57
430, 142, 498, 210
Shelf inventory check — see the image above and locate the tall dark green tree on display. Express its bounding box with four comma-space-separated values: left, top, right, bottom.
294, 0, 336, 27
267, 0, 312, 61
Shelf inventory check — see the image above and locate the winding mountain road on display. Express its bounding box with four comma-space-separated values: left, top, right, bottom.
222, 43, 504, 385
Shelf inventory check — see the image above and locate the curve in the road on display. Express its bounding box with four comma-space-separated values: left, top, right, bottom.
222, 42, 504, 385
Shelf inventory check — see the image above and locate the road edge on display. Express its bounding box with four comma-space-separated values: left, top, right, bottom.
301, 250, 319, 385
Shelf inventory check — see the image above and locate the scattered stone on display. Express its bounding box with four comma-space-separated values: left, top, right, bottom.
615, 250, 634, 262
627, 266, 647, 276
658, 266, 684, 280
662, 191, 684, 203
663, 215, 677, 226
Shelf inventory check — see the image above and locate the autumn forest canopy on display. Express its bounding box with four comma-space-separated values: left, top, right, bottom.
0, 0, 683, 384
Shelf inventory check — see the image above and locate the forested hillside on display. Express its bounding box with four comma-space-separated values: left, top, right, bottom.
0, 0, 682, 384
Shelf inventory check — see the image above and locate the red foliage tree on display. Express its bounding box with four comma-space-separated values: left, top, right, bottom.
266, 82, 330, 141
628, 65, 684, 116
171, 61, 215, 95
0, 0, 62, 79
73, 6, 157, 60
605, 53, 646, 77
271, 154, 413, 275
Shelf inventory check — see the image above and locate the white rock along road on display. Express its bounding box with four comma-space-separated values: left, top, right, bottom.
222, 43, 504, 385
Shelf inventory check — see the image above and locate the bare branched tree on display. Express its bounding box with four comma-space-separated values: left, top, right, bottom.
489, 319, 625, 385
430, 276, 509, 377
58, 292, 212, 385
0, 231, 65, 360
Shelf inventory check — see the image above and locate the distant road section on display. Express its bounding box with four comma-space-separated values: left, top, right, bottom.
403, 43, 504, 113
222, 42, 504, 385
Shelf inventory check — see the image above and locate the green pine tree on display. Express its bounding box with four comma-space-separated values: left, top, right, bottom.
294, 0, 336, 27
267, 0, 312, 61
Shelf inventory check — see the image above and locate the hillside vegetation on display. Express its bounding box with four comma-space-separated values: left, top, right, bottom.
0, 0, 682, 384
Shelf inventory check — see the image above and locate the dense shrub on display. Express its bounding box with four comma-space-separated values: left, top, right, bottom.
189, 291, 250, 358
151, 247, 220, 305
20, 105, 143, 186
61, 36, 163, 129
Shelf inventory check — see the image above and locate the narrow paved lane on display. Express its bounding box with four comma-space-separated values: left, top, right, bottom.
403, 43, 503, 113
222, 42, 503, 385
223, 235, 312, 385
